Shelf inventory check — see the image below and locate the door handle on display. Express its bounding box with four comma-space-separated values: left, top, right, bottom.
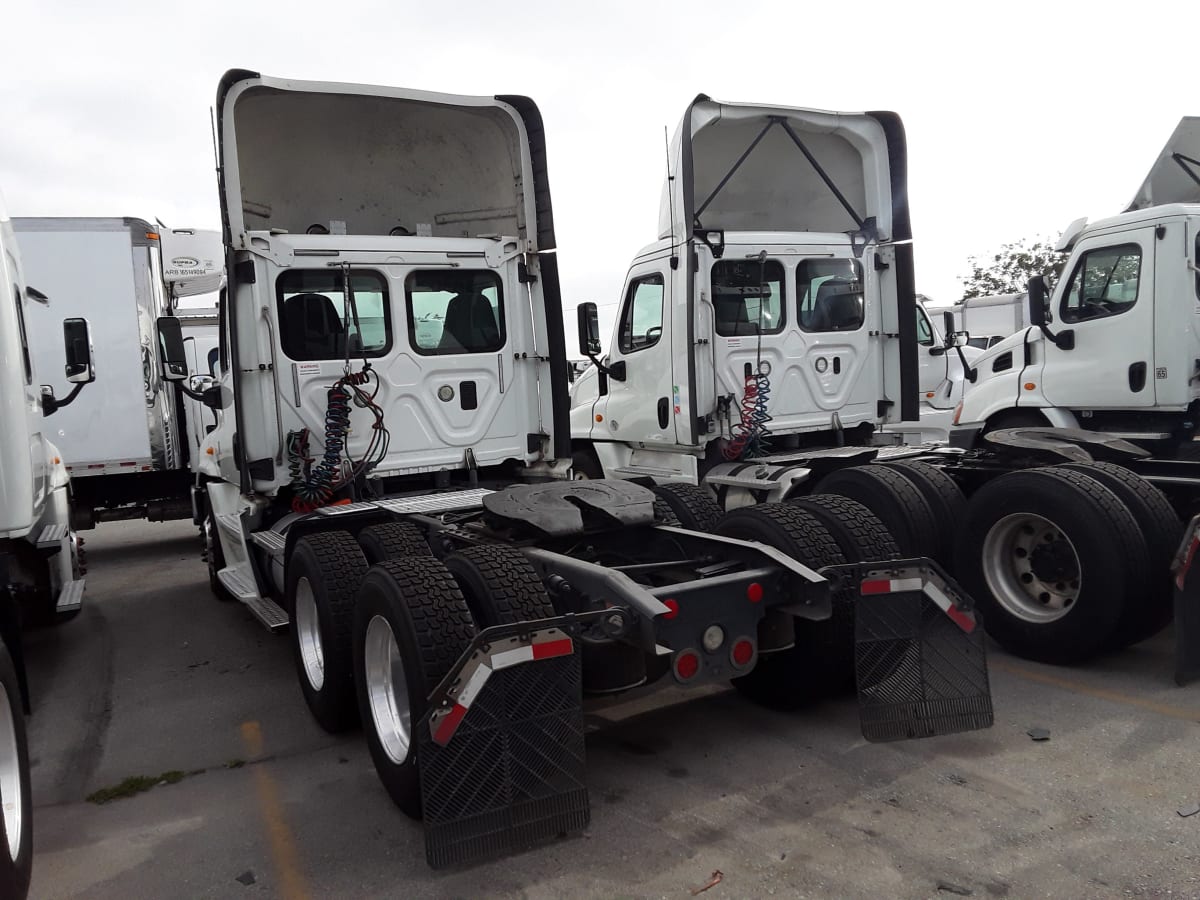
657, 397, 670, 429
1128, 362, 1147, 393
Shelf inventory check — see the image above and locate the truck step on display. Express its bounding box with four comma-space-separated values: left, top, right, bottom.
245, 595, 289, 632
250, 529, 286, 556
37, 523, 68, 548
217, 563, 288, 631
56, 578, 85, 613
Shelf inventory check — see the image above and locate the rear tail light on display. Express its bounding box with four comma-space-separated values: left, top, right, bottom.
673, 649, 701, 682
746, 582, 764, 603
661, 599, 680, 620
730, 638, 755, 669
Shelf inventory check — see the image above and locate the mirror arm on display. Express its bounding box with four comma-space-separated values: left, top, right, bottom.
585, 351, 625, 382
951, 343, 977, 383
1037, 323, 1075, 350
177, 382, 210, 401
41, 382, 85, 416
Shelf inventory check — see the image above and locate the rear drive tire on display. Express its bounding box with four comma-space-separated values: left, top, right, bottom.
789, 494, 901, 562
0, 642, 31, 900
357, 522, 432, 566
955, 467, 1150, 664
353, 558, 476, 819
816, 465, 939, 558
1060, 461, 1181, 646
716, 503, 850, 707
443, 545, 555, 626
878, 461, 967, 567
652, 483, 723, 532
287, 531, 368, 733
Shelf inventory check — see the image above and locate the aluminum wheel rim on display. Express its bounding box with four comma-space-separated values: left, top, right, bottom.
364, 615, 411, 765
0, 687, 22, 861
982, 512, 1082, 623
203, 517, 219, 579
294, 579, 325, 691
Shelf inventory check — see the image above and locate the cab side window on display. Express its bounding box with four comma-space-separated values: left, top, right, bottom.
618, 273, 665, 353
916, 308, 934, 346
1060, 243, 1141, 324
11, 286, 32, 384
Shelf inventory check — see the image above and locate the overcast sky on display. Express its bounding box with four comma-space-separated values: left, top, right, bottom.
1, 0, 1191, 332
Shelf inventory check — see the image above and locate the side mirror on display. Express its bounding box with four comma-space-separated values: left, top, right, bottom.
156, 316, 189, 381
62, 318, 96, 384
942, 310, 956, 338
576, 302, 601, 357
1028, 276, 1047, 327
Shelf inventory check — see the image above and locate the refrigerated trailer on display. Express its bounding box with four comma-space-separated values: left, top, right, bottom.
182, 70, 993, 867
16, 218, 222, 528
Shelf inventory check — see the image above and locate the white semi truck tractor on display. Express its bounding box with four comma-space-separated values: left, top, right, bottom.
182, 70, 993, 867
0, 197, 97, 899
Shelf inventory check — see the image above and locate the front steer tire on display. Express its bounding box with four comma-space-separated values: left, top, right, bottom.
286, 531, 368, 733
353, 558, 477, 819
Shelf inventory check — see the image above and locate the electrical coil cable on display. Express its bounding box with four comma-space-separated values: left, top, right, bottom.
289, 365, 391, 513
723, 251, 773, 461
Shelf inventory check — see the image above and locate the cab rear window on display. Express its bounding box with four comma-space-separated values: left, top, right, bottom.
276, 269, 390, 361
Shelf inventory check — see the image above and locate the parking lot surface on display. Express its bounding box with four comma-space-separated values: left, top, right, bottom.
25, 520, 1200, 899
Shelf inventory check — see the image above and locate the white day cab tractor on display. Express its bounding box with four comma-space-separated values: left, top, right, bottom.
0, 198, 98, 899
185, 70, 993, 867
566, 106, 1200, 675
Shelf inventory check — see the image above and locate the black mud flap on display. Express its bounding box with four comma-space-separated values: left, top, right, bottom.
417, 618, 594, 868
1171, 516, 1200, 686
847, 559, 993, 741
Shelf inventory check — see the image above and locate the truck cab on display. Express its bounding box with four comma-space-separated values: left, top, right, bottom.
571, 96, 918, 495
952, 119, 1200, 450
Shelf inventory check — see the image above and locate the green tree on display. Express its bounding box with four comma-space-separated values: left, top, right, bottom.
960, 238, 1062, 300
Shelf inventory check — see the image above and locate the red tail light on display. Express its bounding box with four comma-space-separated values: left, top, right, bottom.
661, 599, 680, 620
746, 582, 764, 603
674, 649, 700, 681
731, 638, 755, 668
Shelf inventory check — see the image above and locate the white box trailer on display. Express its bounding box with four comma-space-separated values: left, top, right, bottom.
951, 292, 1029, 349
15, 218, 222, 527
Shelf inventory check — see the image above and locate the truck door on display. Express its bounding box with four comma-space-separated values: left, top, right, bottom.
1039, 232, 1156, 409
593, 260, 676, 444
916, 303, 949, 399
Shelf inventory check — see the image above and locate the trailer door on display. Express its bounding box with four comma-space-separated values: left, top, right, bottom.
1040, 231, 1156, 409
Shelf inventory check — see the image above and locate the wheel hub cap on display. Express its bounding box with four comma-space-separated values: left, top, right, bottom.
982, 512, 1082, 623
0, 687, 22, 861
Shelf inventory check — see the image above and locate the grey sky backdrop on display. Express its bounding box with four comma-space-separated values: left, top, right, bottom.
2, 0, 1192, 334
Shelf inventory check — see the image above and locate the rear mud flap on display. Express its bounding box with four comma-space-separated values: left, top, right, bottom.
846, 560, 993, 741
418, 619, 597, 868
1171, 516, 1200, 686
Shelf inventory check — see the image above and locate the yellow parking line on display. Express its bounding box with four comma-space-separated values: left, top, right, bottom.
991, 659, 1200, 723
240, 721, 311, 900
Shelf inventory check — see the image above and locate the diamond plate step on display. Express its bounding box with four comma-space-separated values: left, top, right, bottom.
56, 578, 85, 613
250, 529, 286, 556
245, 595, 289, 632
37, 523, 68, 549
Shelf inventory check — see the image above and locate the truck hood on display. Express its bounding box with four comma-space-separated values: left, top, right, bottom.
1126, 116, 1200, 211
159, 228, 224, 297
216, 70, 555, 250
659, 95, 910, 244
